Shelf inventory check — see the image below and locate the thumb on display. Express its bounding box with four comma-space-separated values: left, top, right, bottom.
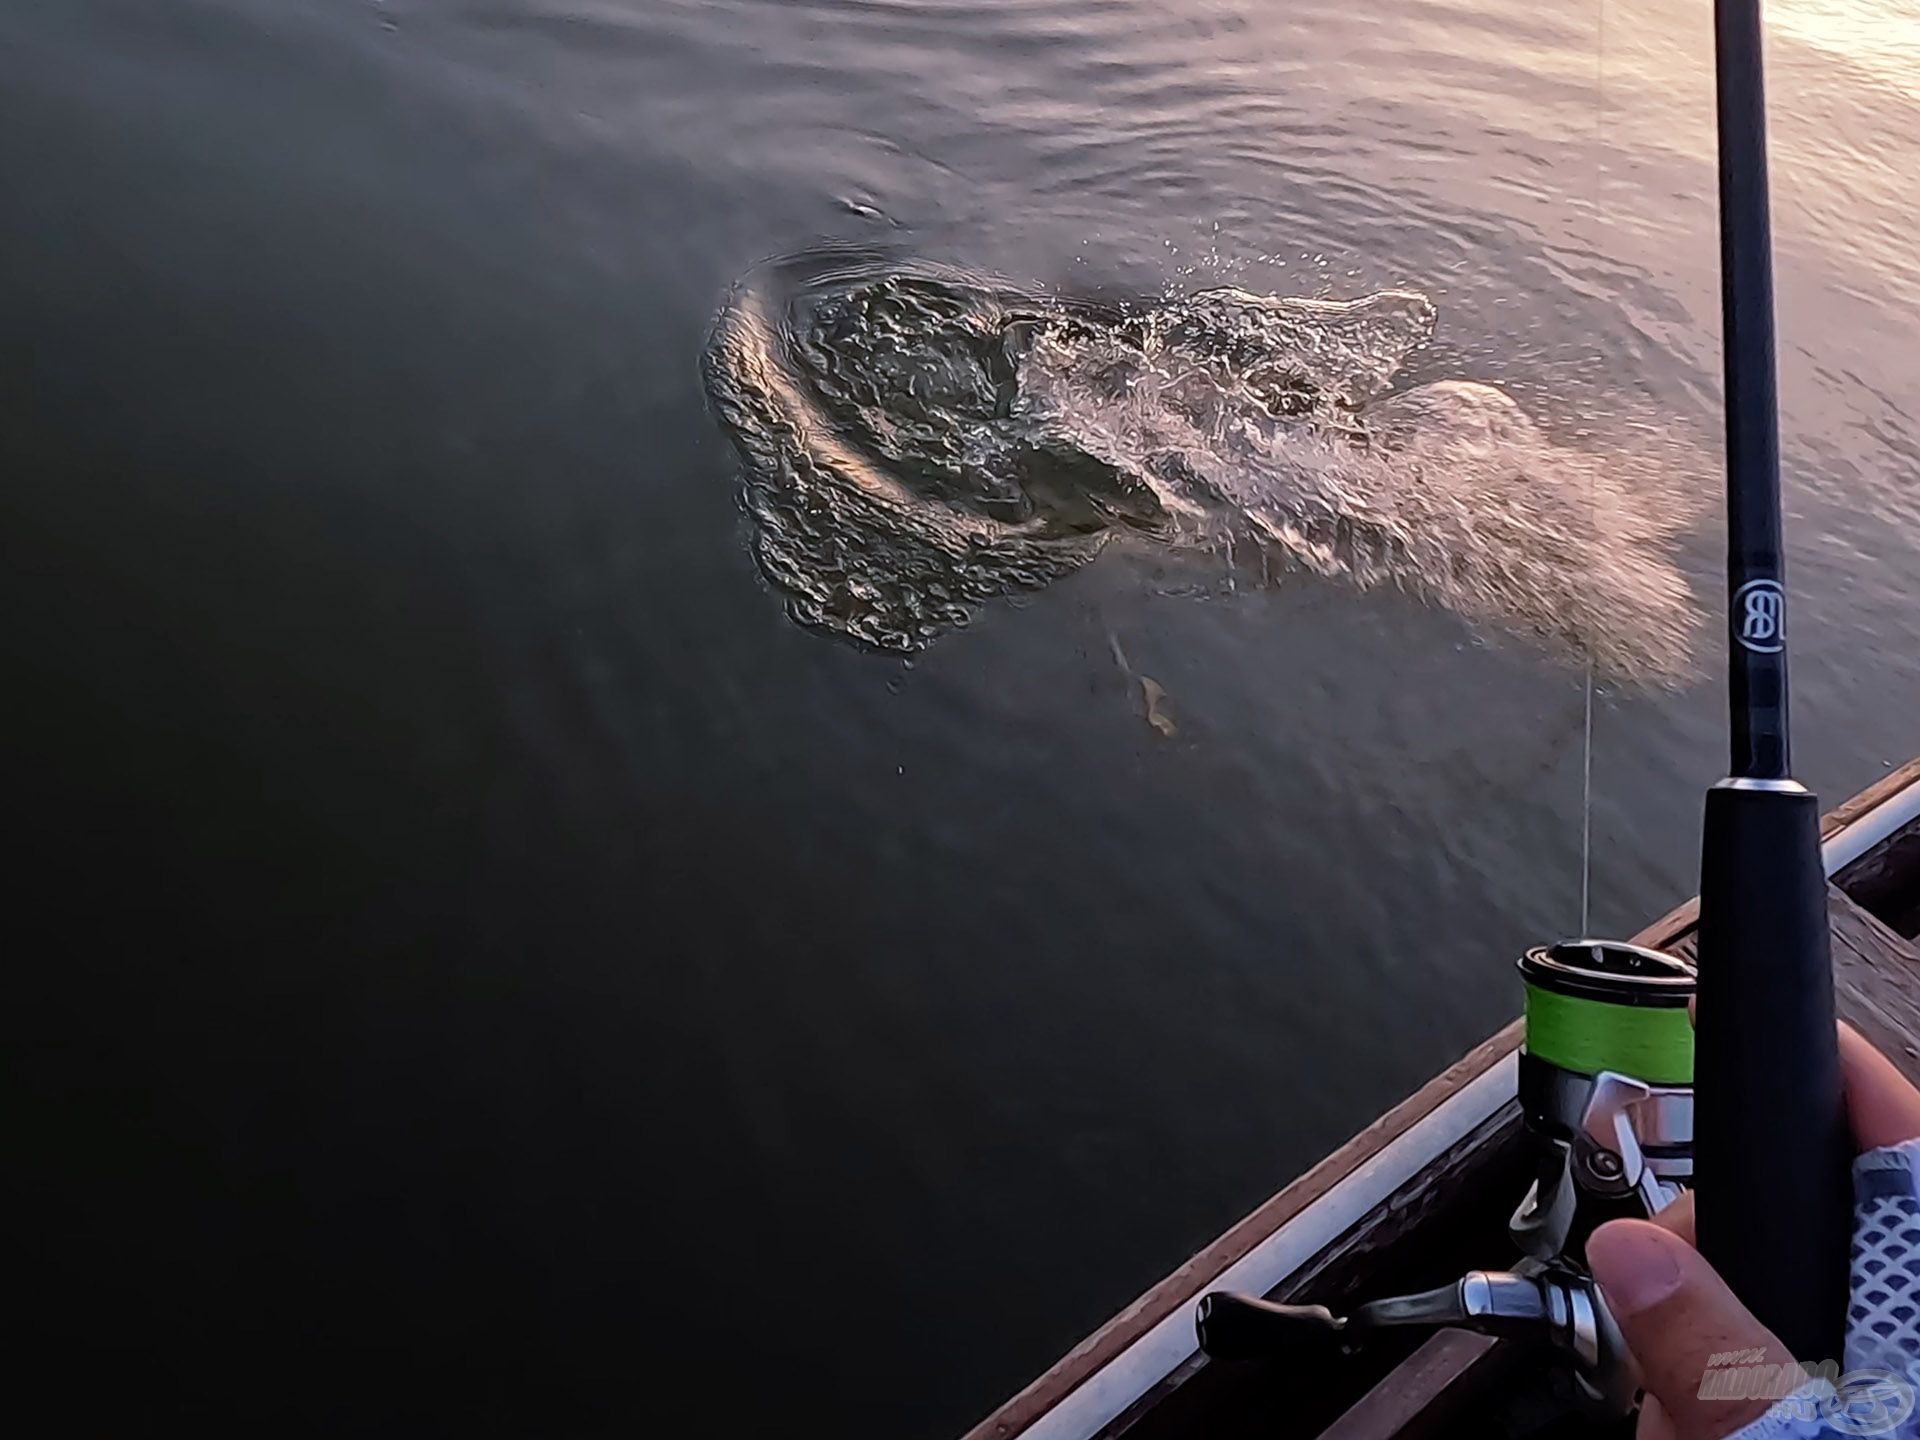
1587, 1220, 1797, 1440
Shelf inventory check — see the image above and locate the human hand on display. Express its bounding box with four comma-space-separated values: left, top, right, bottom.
1586, 1026, 1920, 1440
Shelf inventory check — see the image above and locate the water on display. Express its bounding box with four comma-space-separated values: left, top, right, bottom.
8, 1, 1919, 1434
707, 256, 1701, 674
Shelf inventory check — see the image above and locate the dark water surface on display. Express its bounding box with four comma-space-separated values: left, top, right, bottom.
9, 1, 1920, 1434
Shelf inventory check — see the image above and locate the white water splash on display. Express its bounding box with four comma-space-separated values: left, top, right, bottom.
705, 251, 1702, 678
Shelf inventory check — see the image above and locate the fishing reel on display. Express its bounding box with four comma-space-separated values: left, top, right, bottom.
1513, 941, 1695, 1253
1198, 940, 1697, 1418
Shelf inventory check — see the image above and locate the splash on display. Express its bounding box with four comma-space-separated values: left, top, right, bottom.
703, 250, 1700, 678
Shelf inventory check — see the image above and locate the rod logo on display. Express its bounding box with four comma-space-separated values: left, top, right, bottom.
1734, 579, 1785, 653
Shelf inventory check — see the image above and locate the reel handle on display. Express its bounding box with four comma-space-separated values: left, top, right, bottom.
1193, 1294, 1347, 1361
1197, 1272, 1634, 1413
1197, 1275, 1546, 1359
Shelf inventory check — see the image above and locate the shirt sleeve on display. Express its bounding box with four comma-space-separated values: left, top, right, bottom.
1723, 1136, 1920, 1439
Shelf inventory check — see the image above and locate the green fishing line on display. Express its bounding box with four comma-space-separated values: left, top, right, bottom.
1523, 983, 1694, 1085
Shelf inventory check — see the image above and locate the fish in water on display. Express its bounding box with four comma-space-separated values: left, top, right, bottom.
703, 249, 1702, 680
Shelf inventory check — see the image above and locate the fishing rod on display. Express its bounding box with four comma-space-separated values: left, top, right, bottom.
1692, 0, 1851, 1363
1196, 0, 1853, 1404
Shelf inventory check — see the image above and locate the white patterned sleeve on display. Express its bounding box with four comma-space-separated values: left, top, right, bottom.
1724, 1137, 1920, 1439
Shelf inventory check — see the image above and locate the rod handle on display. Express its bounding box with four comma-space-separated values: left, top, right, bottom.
1693, 781, 1851, 1362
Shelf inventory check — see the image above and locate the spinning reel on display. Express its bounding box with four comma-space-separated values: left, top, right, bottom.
1197, 940, 1697, 1416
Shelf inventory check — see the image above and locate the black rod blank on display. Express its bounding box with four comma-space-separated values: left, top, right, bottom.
1692, 0, 1851, 1366
1712, 0, 1791, 781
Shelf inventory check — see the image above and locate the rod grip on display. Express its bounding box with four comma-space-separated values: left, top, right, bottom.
1693, 782, 1851, 1362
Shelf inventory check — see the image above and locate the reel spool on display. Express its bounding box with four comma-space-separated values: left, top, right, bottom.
1514, 941, 1695, 1249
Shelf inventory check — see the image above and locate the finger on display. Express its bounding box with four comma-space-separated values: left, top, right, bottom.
1839, 1022, 1920, 1152
1587, 1220, 1789, 1439
1646, 1190, 1695, 1248
1637, 1393, 1680, 1440
1688, 1004, 1920, 1153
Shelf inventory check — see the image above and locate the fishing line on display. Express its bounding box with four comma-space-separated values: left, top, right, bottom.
1581, 665, 1594, 935
1520, 943, 1696, 1086
1579, 0, 1607, 939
